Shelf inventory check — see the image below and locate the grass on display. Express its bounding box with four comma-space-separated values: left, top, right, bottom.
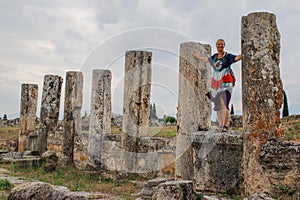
282, 119, 300, 142
0, 179, 11, 190
149, 126, 177, 138
0, 126, 19, 141
111, 126, 122, 134
111, 125, 177, 138
0, 163, 142, 199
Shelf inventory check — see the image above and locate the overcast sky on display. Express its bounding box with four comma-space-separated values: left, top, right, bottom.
0, 0, 299, 119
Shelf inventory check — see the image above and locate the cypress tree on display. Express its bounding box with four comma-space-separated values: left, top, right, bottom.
230, 104, 234, 115
283, 90, 289, 117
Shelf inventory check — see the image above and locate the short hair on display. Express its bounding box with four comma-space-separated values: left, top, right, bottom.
216, 39, 225, 45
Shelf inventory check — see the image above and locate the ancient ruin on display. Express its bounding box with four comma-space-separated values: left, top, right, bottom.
242, 12, 285, 195
62, 71, 83, 165
87, 69, 112, 169
18, 84, 38, 152
7, 11, 300, 200
38, 75, 63, 154
122, 50, 152, 173
176, 42, 212, 180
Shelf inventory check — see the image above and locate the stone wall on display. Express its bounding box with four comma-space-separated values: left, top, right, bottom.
229, 115, 243, 128
259, 139, 300, 199
192, 130, 243, 195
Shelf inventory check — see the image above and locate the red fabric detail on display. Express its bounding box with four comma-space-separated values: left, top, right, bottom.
211, 78, 223, 90
211, 74, 234, 90
222, 74, 234, 83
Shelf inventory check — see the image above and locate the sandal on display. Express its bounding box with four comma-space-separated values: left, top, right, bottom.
221, 126, 229, 132
215, 126, 222, 132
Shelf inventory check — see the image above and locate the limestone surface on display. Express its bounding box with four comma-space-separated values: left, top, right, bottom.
122, 50, 152, 172
241, 12, 283, 195
39, 75, 63, 154
153, 180, 194, 200
19, 84, 38, 152
62, 71, 83, 164
176, 42, 212, 180
87, 69, 112, 169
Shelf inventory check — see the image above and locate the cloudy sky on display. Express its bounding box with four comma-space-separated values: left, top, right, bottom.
0, 0, 299, 119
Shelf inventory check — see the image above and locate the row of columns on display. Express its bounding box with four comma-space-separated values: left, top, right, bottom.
18, 11, 284, 196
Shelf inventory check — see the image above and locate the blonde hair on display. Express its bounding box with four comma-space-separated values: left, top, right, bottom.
216, 39, 225, 45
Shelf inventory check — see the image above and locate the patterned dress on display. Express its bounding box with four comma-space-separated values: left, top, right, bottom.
208, 52, 237, 110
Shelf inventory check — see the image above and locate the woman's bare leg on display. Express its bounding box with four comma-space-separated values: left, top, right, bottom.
216, 96, 229, 128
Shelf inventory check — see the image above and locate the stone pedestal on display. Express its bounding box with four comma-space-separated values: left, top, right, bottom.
39, 75, 63, 154
18, 84, 38, 152
241, 12, 283, 195
62, 71, 83, 164
87, 70, 112, 169
122, 50, 152, 173
192, 130, 243, 194
176, 42, 212, 180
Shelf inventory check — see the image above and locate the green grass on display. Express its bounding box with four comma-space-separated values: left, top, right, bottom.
112, 125, 177, 138
111, 126, 122, 134
149, 126, 177, 138
0, 163, 141, 199
0, 179, 11, 190
294, 121, 300, 128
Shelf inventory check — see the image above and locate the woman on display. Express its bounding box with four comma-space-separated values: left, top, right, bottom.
193, 39, 241, 132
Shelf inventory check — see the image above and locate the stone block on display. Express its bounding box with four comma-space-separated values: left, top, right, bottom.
192, 130, 243, 194
153, 180, 194, 200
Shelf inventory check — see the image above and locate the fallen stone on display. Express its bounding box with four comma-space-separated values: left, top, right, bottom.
139, 178, 171, 199
244, 191, 275, 200
8, 182, 87, 200
153, 180, 194, 200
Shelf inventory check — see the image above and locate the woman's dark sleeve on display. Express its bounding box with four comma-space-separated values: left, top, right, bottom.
227, 53, 237, 65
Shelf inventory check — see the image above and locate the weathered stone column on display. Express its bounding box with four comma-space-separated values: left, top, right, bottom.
19, 84, 38, 152
175, 42, 212, 180
242, 12, 283, 195
38, 75, 63, 154
87, 69, 112, 169
122, 50, 152, 172
62, 71, 83, 164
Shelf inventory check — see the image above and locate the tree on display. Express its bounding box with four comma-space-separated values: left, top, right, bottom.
282, 90, 289, 118
3, 114, 7, 120
150, 103, 158, 120
230, 104, 235, 115
153, 103, 158, 119
164, 116, 176, 124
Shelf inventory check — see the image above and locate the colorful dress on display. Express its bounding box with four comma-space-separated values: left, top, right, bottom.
208, 52, 237, 111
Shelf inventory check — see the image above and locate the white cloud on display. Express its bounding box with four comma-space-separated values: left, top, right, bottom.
0, 0, 300, 118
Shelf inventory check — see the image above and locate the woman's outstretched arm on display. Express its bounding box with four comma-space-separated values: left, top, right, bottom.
193, 49, 209, 63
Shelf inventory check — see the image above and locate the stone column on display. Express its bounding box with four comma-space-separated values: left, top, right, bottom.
241, 12, 283, 195
18, 84, 38, 152
87, 69, 112, 168
38, 75, 63, 154
62, 71, 83, 164
175, 42, 212, 180
122, 50, 152, 172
